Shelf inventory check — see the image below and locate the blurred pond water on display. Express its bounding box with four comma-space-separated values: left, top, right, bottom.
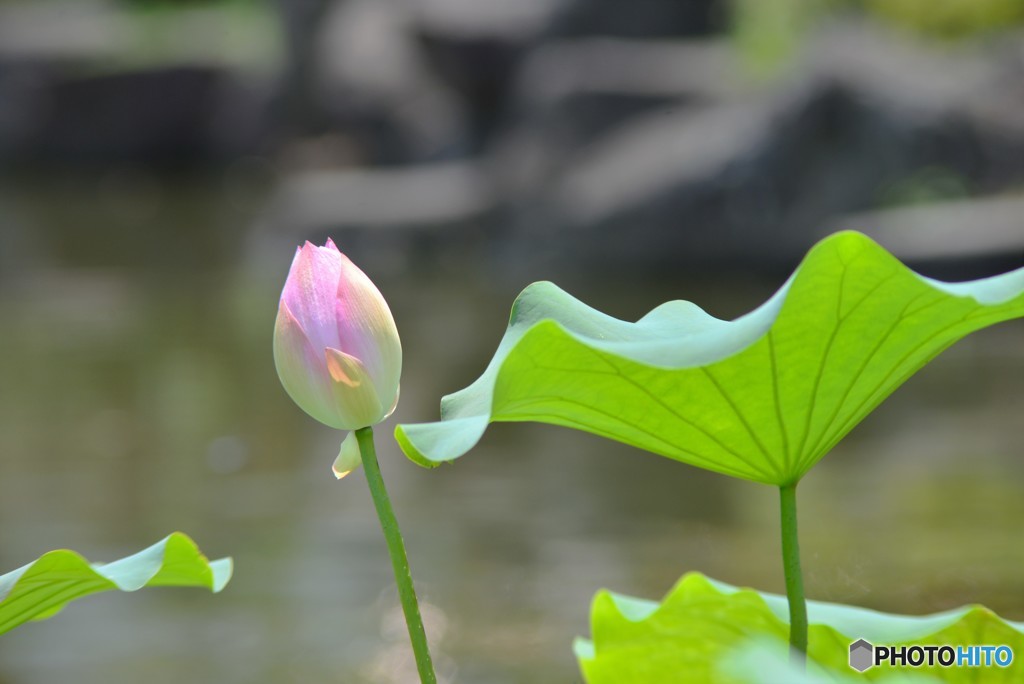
0, 174, 1022, 683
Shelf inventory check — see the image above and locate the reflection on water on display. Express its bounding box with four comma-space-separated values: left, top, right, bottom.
0, 176, 1022, 683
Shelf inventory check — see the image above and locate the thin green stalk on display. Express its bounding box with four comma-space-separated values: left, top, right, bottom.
355, 426, 437, 684
780, 482, 807, 666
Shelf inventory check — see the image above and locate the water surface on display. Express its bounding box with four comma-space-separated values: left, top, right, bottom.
0, 174, 1022, 683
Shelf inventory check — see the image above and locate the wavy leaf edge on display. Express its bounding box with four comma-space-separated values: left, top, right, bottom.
576, 572, 1024, 682
396, 230, 1024, 484
580, 572, 1024, 645
0, 532, 232, 635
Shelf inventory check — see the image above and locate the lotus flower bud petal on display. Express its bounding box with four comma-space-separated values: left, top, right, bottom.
274, 303, 338, 428
325, 347, 384, 429
333, 431, 362, 479
274, 240, 402, 433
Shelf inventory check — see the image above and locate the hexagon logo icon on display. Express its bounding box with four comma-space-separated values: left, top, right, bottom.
849, 639, 874, 672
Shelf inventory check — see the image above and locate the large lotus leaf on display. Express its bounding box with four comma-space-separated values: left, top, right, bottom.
396, 231, 1024, 485
0, 532, 232, 635
575, 572, 1024, 683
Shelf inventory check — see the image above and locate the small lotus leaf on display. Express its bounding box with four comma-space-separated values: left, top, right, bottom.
0, 532, 232, 635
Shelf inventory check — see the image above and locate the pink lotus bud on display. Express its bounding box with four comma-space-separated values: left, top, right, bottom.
273, 240, 402, 445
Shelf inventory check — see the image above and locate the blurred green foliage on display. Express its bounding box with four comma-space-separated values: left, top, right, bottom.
731, 0, 831, 77
878, 167, 970, 208
731, 0, 1024, 77
119, 0, 259, 7
865, 0, 1024, 39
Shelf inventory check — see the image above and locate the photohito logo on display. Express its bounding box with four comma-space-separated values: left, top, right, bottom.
849, 639, 1013, 672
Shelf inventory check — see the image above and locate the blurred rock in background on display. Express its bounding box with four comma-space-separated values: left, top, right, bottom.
1, 0, 1022, 278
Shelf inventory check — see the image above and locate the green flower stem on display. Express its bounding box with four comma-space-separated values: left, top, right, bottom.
355, 426, 437, 684
780, 482, 807, 665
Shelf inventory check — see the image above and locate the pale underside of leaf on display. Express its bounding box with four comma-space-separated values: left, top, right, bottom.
0, 532, 232, 635
396, 231, 1024, 485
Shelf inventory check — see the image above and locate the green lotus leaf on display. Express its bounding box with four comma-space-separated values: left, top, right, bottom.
0, 532, 232, 635
575, 572, 1024, 683
723, 639, 938, 683
396, 231, 1024, 485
